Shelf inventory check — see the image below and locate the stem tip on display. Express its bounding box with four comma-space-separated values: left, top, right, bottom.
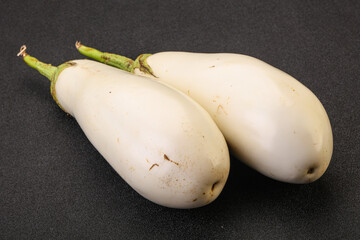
17, 45, 27, 57
75, 41, 82, 49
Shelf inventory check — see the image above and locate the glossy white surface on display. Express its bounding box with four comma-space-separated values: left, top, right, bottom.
143, 52, 333, 183
55, 60, 230, 208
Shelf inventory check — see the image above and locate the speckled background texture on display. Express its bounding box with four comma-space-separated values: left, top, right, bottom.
1, 0, 359, 239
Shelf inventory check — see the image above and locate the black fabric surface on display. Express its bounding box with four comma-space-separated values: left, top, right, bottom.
1, 0, 359, 239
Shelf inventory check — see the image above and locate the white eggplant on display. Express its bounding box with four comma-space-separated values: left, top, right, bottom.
18, 46, 230, 208
77, 43, 333, 183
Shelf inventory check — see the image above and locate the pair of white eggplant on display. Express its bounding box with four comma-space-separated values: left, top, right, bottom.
18, 41, 333, 209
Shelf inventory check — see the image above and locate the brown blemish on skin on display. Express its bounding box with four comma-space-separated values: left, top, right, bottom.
307, 167, 315, 174
109, 91, 111, 93
146, 159, 150, 163
203, 192, 205, 195
217, 104, 228, 115
211, 181, 220, 192
209, 65, 215, 68
192, 198, 198, 202
160, 177, 172, 187
163, 154, 179, 165
149, 163, 159, 171
187, 89, 190, 95
117, 138, 119, 143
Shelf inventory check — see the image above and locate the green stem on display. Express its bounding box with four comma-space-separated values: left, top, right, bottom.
75, 41, 135, 72
23, 54, 58, 81
17, 45, 75, 113
75, 42, 156, 77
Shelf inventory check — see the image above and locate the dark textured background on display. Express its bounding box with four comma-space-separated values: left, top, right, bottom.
1, 0, 359, 239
